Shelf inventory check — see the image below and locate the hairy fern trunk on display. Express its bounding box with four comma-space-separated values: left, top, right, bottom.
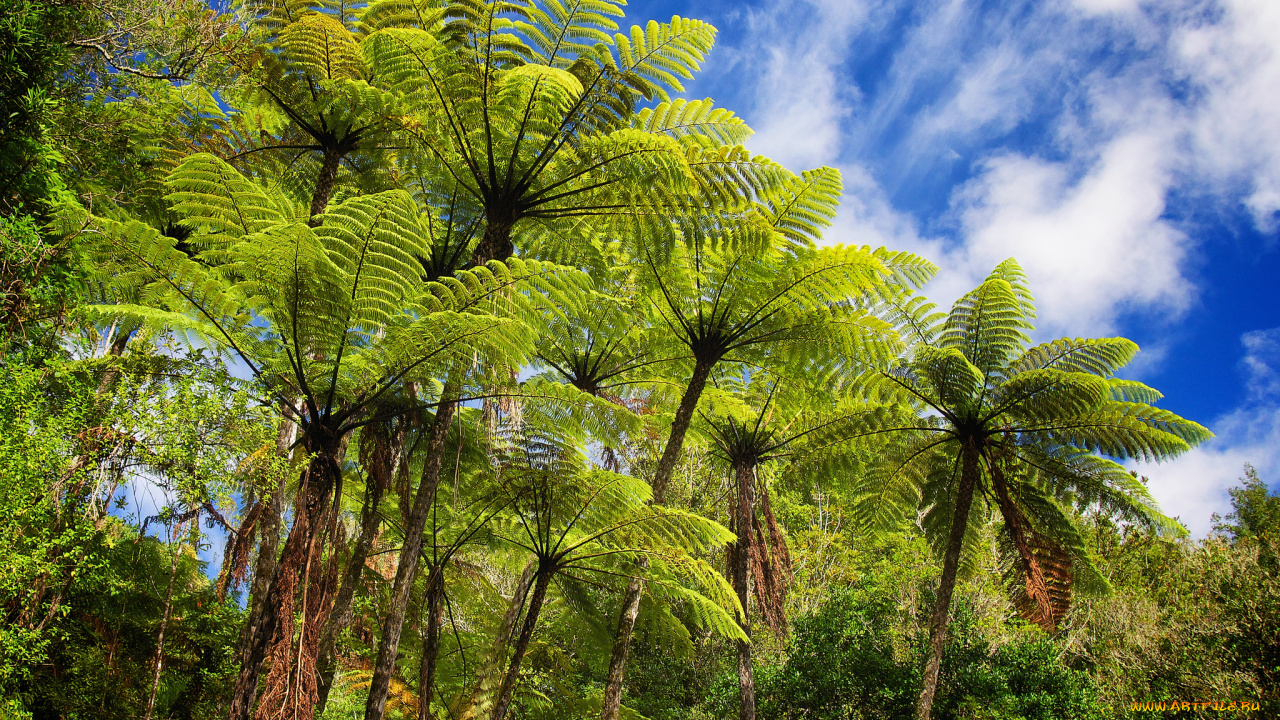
315, 438, 396, 716
229, 414, 294, 718
915, 438, 980, 720
474, 215, 516, 265
309, 148, 344, 222
228, 444, 342, 720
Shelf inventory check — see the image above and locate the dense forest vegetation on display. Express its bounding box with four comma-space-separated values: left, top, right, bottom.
1, 1, 1276, 719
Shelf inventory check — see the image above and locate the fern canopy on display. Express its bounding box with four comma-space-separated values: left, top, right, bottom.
850, 259, 1210, 631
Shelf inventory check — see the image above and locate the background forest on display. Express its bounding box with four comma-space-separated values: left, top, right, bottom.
0, 1, 1276, 720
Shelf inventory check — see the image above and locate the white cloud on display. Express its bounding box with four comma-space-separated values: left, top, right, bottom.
1139, 326, 1280, 536
1176, 0, 1280, 231
713, 0, 1280, 539
921, 131, 1192, 337
1070, 0, 1142, 17
737, 0, 870, 171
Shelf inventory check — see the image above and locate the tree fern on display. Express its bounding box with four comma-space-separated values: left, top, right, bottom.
840, 259, 1210, 720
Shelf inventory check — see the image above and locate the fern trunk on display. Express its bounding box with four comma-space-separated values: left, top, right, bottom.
315, 448, 394, 716
309, 147, 343, 222
492, 568, 554, 720
731, 458, 756, 720
474, 215, 515, 264
228, 444, 341, 720
600, 575, 643, 720
227, 413, 294, 719
600, 358, 715, 719
417, 569, 445, 720
364, 393, 458, 720
915, 438, 981, 720
651, 357, 715, 502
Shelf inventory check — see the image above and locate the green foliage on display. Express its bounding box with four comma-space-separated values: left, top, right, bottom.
0, 346, 260, 717
756, 539, 1103, 720
20, 531, 242, 720
1214, 463, 1280, 543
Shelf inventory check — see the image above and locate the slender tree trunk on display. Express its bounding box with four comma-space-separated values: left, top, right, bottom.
650, 358, 715, 502
144, 523, 185, 720
600, 575, 642, 720
461, 561, 537, 720
731, 460, 756, 720
417, 570, 445, 720
600, 357, 715, 720
364, 394, 459, 720
915, 439, 981, 720
491, 569, 553, 720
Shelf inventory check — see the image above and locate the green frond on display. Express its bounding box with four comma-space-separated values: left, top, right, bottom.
357, 0, 446, 36
760, 167, 842, 249
853, 433, 945, 534
684, 144, 791, 211
1107, 378, 1164, 404
871, 246, 939, 291
635, 97, 752, 147
165, 153, 293, 260
1011, 445, 1184, 537
515, 0, 624, 67
996, 369, 1112, 422
609, 16, 716, 102
279, 11, 366, 81
1008, 337, 1139, 377
1021, 403, 1213, 462
876, 290, 945, 348
515, 377, 642, 445
940, 274, 1033, 381
912, 346, 984, 411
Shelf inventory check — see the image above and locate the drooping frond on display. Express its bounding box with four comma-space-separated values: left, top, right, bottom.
165, 153, 295, 260
853, 431, 946, 534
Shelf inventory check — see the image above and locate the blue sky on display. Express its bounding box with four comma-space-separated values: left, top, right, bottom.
628, 0, 1280, 534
